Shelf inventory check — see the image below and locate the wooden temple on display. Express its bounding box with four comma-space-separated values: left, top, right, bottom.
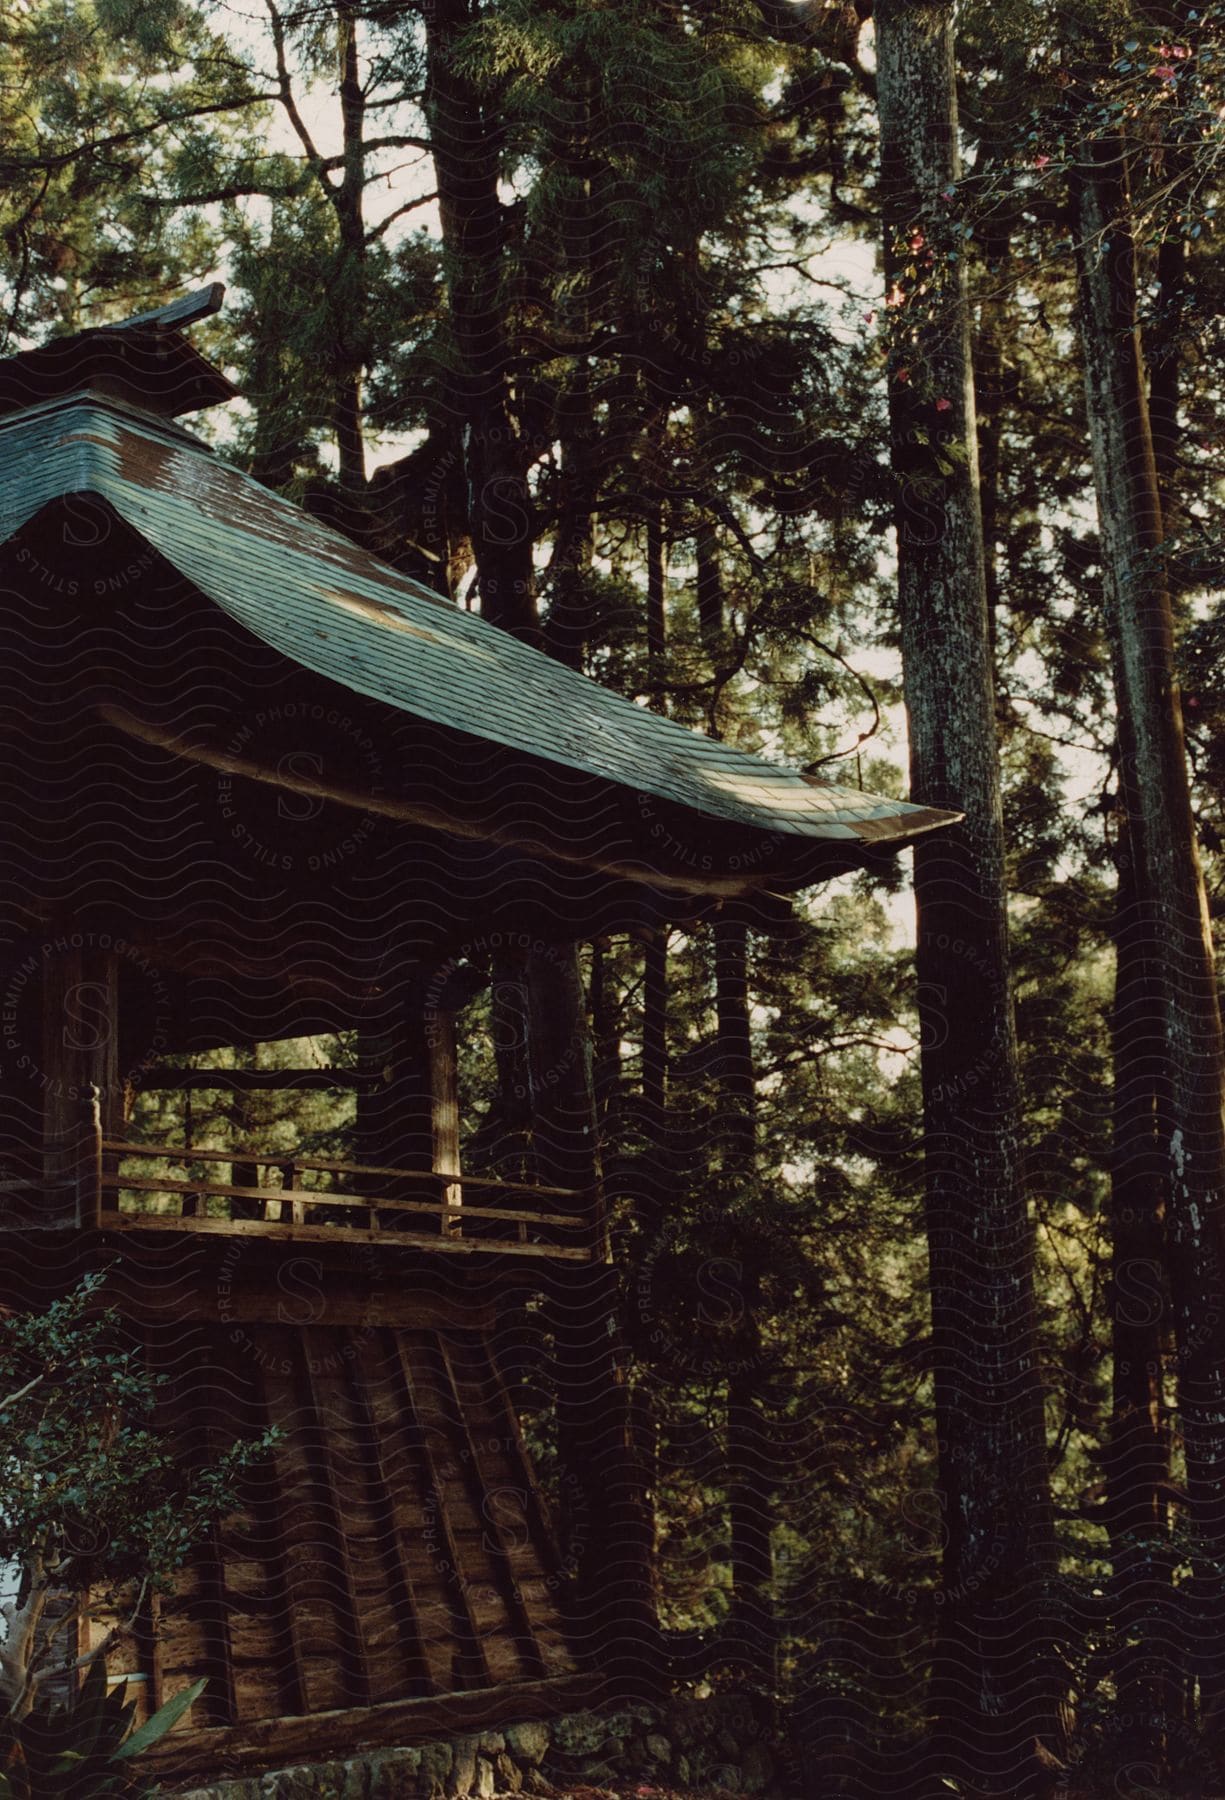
0, 288, 954, 1781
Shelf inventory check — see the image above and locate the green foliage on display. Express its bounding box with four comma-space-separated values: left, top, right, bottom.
0, 0, 265, 343
0, 1275, 276, 1715
0, 1658, 204, 1799
9, 0, 1225, 1773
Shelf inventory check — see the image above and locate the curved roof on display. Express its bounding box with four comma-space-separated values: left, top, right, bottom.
0, 390, 955, 856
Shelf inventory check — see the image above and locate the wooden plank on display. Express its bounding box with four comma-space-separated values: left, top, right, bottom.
399, 1335, 526, 1686
464, 1334, 565, 1573
290, 1342, 373, 1709
279, 1161, 305, 1226
353, 1331, 480, 1693
428, 1005, 462, 1233
97, 1211, 592, 1259
253, 1327, 366, 1714
446, 1338, 575, 1677
432, 1336, 546, 1677
335, 1332, 437, 1698
386, 1333, 491, 1688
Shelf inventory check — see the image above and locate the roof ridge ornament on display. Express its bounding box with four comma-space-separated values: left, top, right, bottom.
97, 283, 226, 337
0, 285, 235, 420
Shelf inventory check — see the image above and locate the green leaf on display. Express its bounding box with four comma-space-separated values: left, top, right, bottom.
113, 1679, 206, 1761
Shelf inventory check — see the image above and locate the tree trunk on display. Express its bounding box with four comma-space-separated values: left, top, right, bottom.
527, 947, 661, 1693
422, 1, 656, 1672
1073, 133, 1225, 1724
646, 500, 667, 687
545, 375, 598, 670
1147, 227, 1185, 501
423, 0, 537, 641
726, 1369, 773, 1674
332, 1, 368, 534
1105, 786, 1179, 1763
642, 929, 668, 1147
713, 914, 756, 1170
543, 75, 596, 670
696, 518, 724, 661
875, 1, 1063, 1782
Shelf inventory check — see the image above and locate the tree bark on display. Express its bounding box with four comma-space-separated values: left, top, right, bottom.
1105, 785, 1179, 1762
1073, 133, 1225, 1723
696, 518, 725, 661
713, 914, 756, 1170
527, 947, 661, 1693
646, 500, 667, 688
423, 0, 537, 641
642, 929, 668, 1147
421, 3, 656, 1671
875, 0, 1063, 1782
333, 0, 367, 525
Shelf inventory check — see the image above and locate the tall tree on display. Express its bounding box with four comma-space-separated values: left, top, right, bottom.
874, 0, 1063, 1783
1071, 89, 1225, 1726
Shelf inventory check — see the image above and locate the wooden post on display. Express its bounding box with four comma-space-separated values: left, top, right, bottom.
231, 1159, 262, 1222
279, 1161, 305, 1226
41, 943, 119, 1227
355, 969, 462, 1233
82, 1084, 103, 1228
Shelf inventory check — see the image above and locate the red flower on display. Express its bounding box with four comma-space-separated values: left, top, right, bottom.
1034, 154, 1051, 169
935, 397, 952, 412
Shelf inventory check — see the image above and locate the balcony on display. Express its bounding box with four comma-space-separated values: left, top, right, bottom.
100, 1142, 597, 1260
0, 1124, 599, 1262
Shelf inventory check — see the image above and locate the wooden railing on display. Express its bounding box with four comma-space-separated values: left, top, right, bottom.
94, 1140, 597, 1261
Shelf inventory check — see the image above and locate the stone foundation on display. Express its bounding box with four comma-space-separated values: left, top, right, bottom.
169, 1694, 791, 1798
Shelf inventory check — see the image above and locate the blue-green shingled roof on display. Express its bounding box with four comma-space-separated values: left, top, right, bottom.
0, 388, 953, 855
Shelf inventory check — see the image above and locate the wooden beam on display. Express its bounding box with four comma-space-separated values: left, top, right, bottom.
432, 1336, 546, 1676
237, 1338, 309, 1721
98, 702, 762, 899
470, 1335, 565, 1573
132, 1069, 384, 1093
336, 1333, 438, 1697
291, 1344, 372, 1709
138, 1669, 608, 1780
119, 1280, 496, 1335
388, 1335, 491, 1689
97, 1212, 593, 1260
100, 1139, 583, 1200
101, 1172, 582, 1231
